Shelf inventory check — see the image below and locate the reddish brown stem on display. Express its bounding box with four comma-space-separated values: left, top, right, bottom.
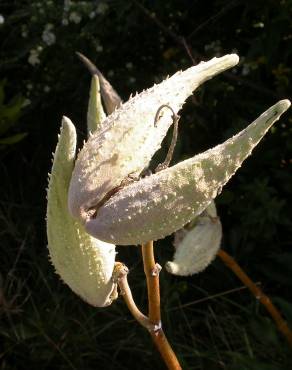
217, 249, 292, 348
142, 241, 182, 370
141, 241, 161, 324
150, 331, 182, 370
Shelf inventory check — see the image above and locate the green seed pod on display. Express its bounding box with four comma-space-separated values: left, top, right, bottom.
46, 79, 118, 306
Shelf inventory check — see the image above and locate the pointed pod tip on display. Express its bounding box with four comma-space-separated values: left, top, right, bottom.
92, 74, 100, 85
211, 53, 239, 67
61, 116, 75, 131
267, 99, 291, 121
226, 53, 239, 65
193, 54, 240, 83
76, 51, 100, 76
62, 115, 71, 123
277, 99, 291, 112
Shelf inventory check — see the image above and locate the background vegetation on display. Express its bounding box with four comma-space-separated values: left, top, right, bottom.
0, 0, 292, 369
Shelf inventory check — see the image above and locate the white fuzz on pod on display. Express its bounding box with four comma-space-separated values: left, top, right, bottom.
46, 116, 117, 307
165, 201, 222, 276
68, 55, 240, 222
85, 99, 290, 245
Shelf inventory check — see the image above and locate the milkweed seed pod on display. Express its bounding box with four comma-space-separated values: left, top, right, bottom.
165, 201, 222, 276
68, 54, 290, 246
83, 99, 290, 245
68, 54, 240, 223
46, 75, 117, 307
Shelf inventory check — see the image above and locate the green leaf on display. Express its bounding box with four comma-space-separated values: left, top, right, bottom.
0, 95, 24, 135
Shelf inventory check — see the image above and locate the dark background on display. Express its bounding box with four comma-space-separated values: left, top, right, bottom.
0, 1, 292, 369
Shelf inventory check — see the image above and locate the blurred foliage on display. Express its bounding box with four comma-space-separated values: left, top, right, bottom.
0, 0, 292, 369
0, 80, 26, 148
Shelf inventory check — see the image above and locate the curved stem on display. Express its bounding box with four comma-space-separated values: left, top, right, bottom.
217, 249, 292, 348
154, 104, 179, 173
142, 241, 182, 370
113, 262, 152, 330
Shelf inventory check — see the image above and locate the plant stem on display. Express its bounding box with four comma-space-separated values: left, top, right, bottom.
217, 249, 292, 348
113, 262, 152, 331
141, 241, 161, 323
142, 241, 182, 370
